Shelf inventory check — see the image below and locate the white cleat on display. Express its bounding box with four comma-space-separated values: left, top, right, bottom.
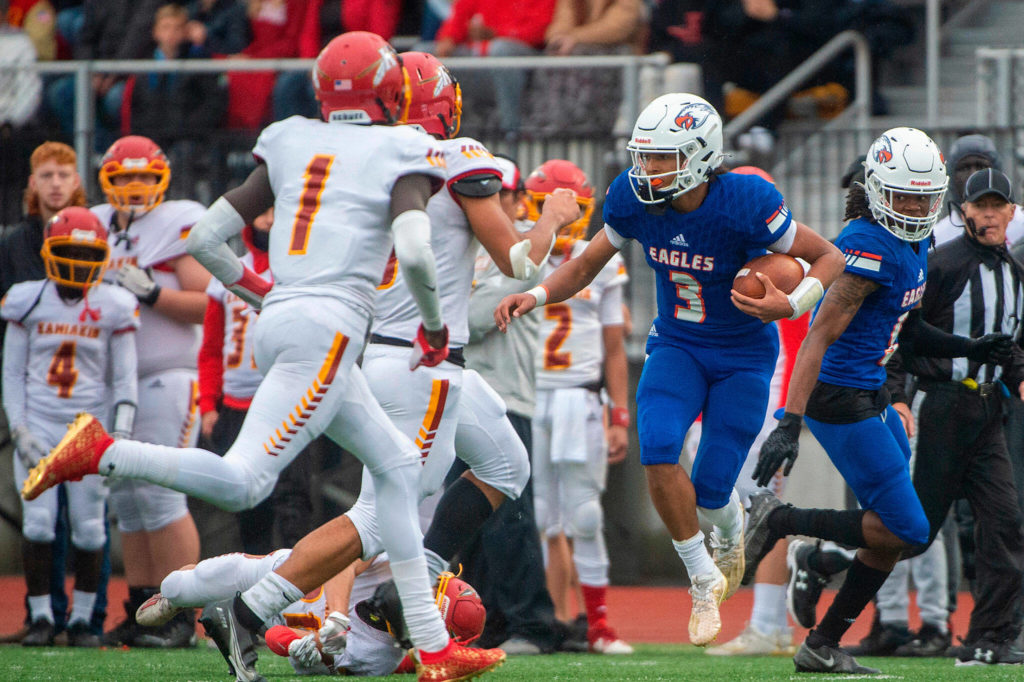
705, 623, 795, 656
136, 592, 184, 627
688, 568, 727, 647
710, 522, 745, 601
590, 635, 635, 655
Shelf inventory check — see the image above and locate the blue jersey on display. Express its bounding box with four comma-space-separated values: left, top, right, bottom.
603, 170, 795, 341
817, 218, 928, 390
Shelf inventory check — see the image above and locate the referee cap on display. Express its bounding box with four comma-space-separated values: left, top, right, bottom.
963, 168, 1014, 204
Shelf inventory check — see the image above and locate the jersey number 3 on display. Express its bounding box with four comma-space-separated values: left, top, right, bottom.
289, 155, 334, 255
47, 341, 78, 398
671, 271, 706, 323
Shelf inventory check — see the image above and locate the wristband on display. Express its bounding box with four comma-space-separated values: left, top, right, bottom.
610, 406, 630, 428
786, 276, 823, 320
139, 284, 161, 306
526, 285, 549, 307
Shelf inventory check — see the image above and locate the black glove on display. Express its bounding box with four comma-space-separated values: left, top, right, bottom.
354, 579, 411, 649
753, 412, 802, 487
966, 333, 1015, 364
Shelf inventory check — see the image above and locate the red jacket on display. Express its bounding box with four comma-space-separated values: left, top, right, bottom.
437, 0, 557, 49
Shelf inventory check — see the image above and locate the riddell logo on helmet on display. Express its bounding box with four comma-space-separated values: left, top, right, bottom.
909, 180, 932, 186
634, 137, 652, 144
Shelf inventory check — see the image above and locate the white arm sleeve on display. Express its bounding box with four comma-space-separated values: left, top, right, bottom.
185, 197, 247, 285
602, 224, 628, 250
392, 209, 443, 331
1, 323, 29, 428
109, 330, 139, 431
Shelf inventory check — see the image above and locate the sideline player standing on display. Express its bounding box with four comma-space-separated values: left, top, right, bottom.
525, 159, 634, 654
744, 128, 1015, 673
24, 32, 506, 681
93, 135, 210, 646
495, 93, 845, 646
2, 208, 138, 647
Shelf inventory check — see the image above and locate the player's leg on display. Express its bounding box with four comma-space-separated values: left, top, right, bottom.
16, 452, 59, 646
64, 473, 108, 647
530, 389, 568, 618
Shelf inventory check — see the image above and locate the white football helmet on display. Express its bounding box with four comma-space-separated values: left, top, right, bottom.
627, 93, 725, 204
864, 127, 947, 242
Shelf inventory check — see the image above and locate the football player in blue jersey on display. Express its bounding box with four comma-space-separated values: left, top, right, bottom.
494, 93, 845, 647
743, 127, 1015, 673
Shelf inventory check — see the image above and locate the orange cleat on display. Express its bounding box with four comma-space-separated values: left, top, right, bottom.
22, 413, 112, 501
416, 641, 506, 682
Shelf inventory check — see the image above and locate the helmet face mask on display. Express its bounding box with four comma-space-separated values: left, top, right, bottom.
864, 127, 947, 242
627, 93, 724, 204
99, 136, 170, 214
523, 160, 594, 253
312, 31, 408, 125
400, 51, 462, 139
42, 207, 110, 289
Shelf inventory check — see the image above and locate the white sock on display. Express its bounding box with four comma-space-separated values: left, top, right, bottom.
162, 551, 286, 607
390, 555, 450, 652
99, 440, 253, 508
240, 570, 304, 624
69, 590, 96, 626
673, 531, 717, 579
751, 583, 789, 634
698, 489, 744, 540
28, 595, 53, 624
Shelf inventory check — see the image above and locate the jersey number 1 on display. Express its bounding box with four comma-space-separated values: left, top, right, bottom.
289, 155, 334, 255
47, 341, 78, 398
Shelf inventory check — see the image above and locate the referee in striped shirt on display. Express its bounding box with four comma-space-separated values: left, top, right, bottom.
889, 168, 1024, 664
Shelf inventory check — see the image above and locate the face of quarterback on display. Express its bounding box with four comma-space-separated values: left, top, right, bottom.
638, 151, 682, 177
30, 160, 81, 216
962, 194, 1013, 246
889, 190, 932, 218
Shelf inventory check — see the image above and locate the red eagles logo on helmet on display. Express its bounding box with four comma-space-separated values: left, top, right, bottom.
674, 102, 715, 131
874, 136, 894, 164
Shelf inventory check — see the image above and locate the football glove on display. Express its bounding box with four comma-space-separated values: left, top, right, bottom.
317, 611, 351, 656
753, 412, 802, 487
117, 263, 161, 305
12, 425, 48, 469
288, 632, 332, 675
966, 333, 1015, 365
410, 323, 449, 370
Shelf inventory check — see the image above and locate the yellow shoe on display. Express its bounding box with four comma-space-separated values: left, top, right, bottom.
688, 568, 727, 647
22, 413, 111, 501
710, 517, 745, 601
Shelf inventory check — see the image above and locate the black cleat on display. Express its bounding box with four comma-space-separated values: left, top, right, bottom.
742, 492, 783, 585
66, 620, 102, 647
22, 618, 55, 647
104, 599, 138, 646
846, 613, 912, 657
134, 610, 196, 648
954, 635, 1024, 666
893, 623, 951, 657
786, 539, 828, 629
794, 641, 880, 674
199, 597, 266, 682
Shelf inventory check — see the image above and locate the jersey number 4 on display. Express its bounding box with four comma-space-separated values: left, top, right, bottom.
289, 155, 334, 255
47, 341, 78, 398
671, 271, 706, 323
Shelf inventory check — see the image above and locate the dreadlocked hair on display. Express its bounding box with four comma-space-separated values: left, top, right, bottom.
844, 182, 873, 222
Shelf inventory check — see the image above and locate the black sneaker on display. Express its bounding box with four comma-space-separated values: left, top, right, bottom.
955, 636, 1024, 666
559, 614, 589, 653
199, 598, 266, 682
742, 492, 783, 585
66, 620, 102, 647
22, 618, 55, 647
846, 614, 912, 657
785, 539, 827, 629
134, 610, 196, 648
793, 641, 880, 674
893, 623, 951, 657
104, 599, 138, 646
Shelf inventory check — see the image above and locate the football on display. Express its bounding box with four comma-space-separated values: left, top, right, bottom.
733, 253, 805, 299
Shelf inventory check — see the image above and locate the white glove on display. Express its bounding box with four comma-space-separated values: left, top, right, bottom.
316, 611, 351, 656
117, 263, 161, 305
287, 632, 332, 675
12, 425, 48, 469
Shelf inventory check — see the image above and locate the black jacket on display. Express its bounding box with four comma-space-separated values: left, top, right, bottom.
0, 215, 46, 298
889, 234, 1024, 389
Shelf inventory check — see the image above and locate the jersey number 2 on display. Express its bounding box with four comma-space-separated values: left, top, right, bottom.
47, 341, 78, 398
671, 271, 706, 323
289, 155, 334, 255
544, 304, 572, 370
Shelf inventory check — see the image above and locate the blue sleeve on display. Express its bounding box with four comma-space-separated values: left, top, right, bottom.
835, 226, 897, 287
735, 176, 793, 248
601, 171, 637, 239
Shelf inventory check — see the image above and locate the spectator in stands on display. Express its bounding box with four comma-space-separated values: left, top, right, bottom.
544, 0, 644, 56
198, 207, 313, 554
421, 0, 452, 41
45, 0, 165, 150
186, 0, 249, 56
432, 0, 556, 136
268, 0, 320, 122
125, 3, 227, 200
648, 0, 705, 65
6, 0, 57, 60
223, 0, 306, 129
52, 0, 85, 57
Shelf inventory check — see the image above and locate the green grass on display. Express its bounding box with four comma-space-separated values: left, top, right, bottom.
0, 643, 1021, 681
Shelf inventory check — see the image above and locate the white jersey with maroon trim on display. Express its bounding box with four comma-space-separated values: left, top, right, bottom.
0, 280, 139, 422
206, 251, 262, 401
372, 137, 499, 346
253, 116, 446, 317
535, 240, 628, 390
93, 199, 207, 377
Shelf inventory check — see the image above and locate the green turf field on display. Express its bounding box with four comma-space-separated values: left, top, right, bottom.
1, 643, 1022, 681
